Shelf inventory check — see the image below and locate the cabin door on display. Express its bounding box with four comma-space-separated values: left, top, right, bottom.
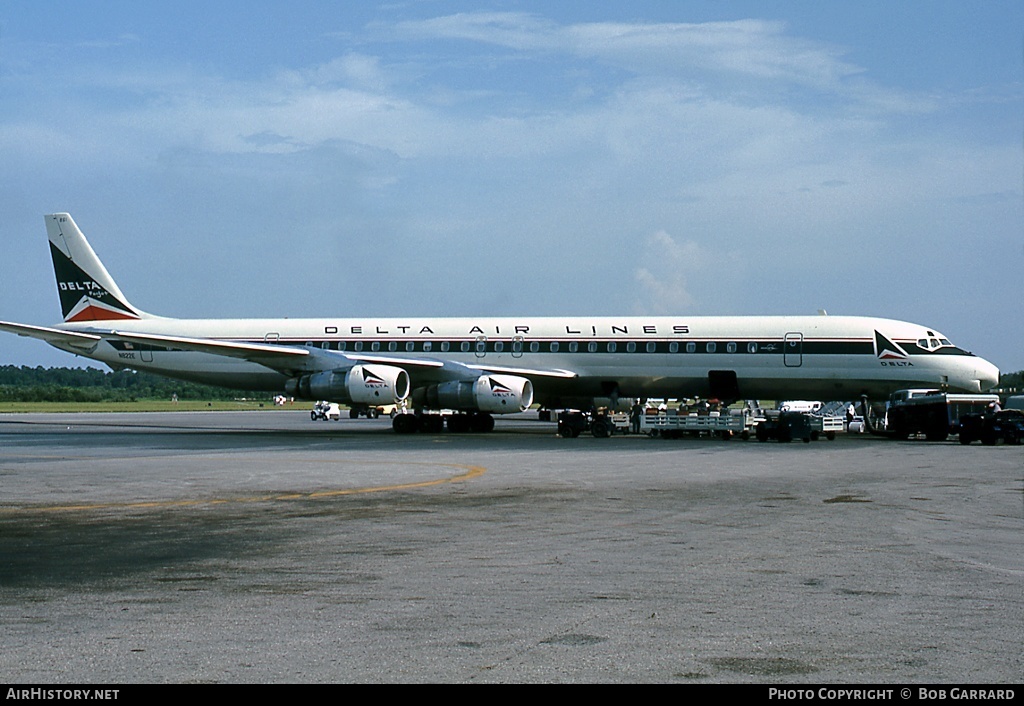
784, 332, 803, 367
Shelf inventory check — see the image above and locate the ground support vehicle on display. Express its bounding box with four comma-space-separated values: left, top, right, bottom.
557, 410, 617, 438
957, 410, 1024, 445
310, 401, 341, 421
347, 404, 392, 419
809, 415, 844, 441
755, 411, 814, 443
883, 390, 1000, 441
638, 411, 753, 440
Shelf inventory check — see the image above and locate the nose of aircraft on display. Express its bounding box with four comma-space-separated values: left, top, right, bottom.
975, 357, 1000, 392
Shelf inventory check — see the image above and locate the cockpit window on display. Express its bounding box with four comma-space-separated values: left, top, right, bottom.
917, 336, 955, 352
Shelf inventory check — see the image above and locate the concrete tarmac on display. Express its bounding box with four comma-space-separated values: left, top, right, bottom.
0, 411, 1020, 683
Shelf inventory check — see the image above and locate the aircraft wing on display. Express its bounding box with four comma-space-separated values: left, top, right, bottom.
107, 330, 330, 375
4, 322, 580, 386
110, 331, 579, 383
465, 362, 578, 379
0, 320, 102, 351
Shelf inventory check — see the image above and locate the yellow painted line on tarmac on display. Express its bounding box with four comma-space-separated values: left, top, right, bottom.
0, 462, 486, 514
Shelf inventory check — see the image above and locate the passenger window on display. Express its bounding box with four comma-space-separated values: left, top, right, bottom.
405, 341, 414, 352
494, 341, 504, 353
461, 341, 471, 352
686, 342, 696, 353
371, 342, 380, 352
530, 341, 539, 353
706, 342, 716, 353
389, 341, 397, 352
569, 342, 578, 353
423, 342, 432, 352
646, 342, 656, 353
607, 342, 617, 353
748, 342, 757, 354
550, 342, 559, 352
588, 342, 597, 353
669, 342, 678, 353
353, 342, 363, 352
627, 342, 636, 353
440, 342, 449, 352
727, 342, 737, 353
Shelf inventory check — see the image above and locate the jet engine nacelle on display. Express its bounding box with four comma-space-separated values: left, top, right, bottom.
416, 374, 534, 414
287, 364, 410, 405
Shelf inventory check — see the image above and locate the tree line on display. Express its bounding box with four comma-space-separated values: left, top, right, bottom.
0, 365, 265, 403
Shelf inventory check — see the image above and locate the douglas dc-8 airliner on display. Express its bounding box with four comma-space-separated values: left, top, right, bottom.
0, 214, 1000, 433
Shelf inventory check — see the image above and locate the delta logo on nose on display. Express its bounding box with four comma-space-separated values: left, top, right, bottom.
874, 330, 912, 366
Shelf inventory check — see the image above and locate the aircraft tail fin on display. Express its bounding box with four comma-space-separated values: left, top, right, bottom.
45, 213, 149, 322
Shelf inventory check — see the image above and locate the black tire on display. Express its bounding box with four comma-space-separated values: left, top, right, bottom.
447, 415, 469, 433
392, 414, 417, 434
470, 413, 495, 433
349, 408, 360, 419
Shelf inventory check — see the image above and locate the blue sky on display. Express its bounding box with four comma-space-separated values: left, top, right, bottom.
1, 1, 1021, 373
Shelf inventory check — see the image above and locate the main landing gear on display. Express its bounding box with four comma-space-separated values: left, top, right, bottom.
392, 412, 495, 434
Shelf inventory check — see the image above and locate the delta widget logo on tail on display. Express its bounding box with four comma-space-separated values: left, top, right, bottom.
50, 242, 140, 323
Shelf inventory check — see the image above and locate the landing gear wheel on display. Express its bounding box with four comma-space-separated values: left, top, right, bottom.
447, 414, 470, 433
470, 413, 495, 433
417, 414, 444, 433
392, 414, 417, 434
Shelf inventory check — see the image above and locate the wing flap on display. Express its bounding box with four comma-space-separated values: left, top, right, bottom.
466, 363, 578, 379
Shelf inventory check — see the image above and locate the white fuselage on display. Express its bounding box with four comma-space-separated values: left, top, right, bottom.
53, 314, 999, 403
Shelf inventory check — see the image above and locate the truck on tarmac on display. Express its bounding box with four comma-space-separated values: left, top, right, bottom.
881, 389, 1000, 441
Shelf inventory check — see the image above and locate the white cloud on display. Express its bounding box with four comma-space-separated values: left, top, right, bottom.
632, 231, 745, 315
395, 14, 866, 92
